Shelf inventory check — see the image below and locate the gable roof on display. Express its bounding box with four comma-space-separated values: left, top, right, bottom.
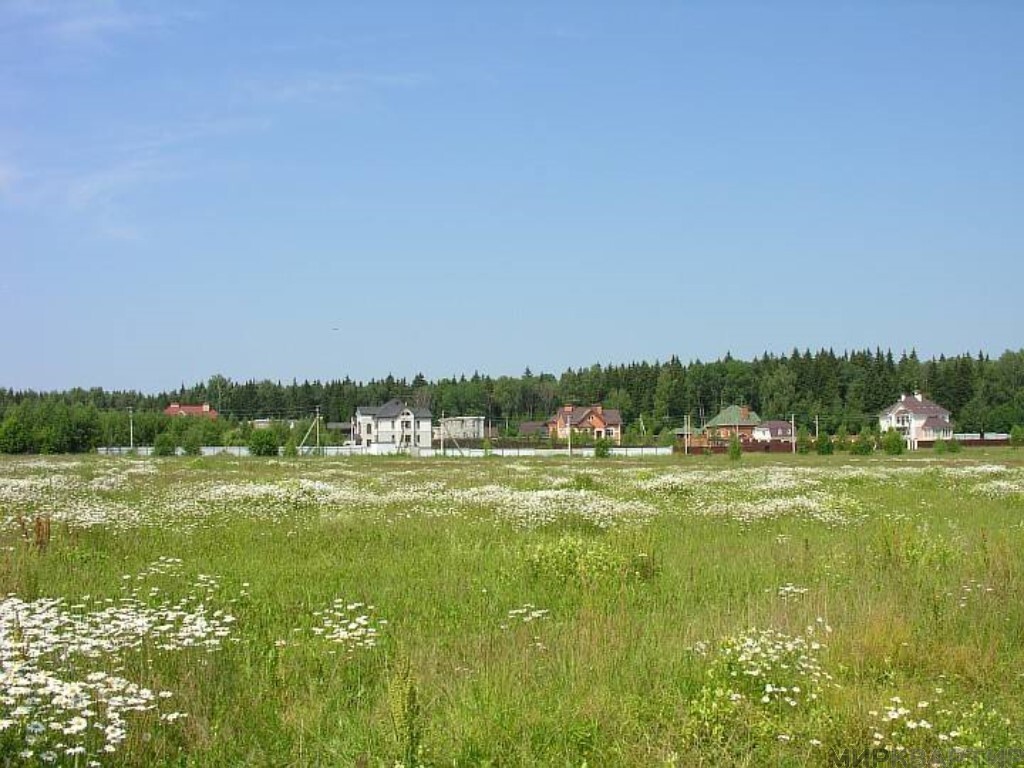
360, 399, 432, 420
164, 402, 218, 418
881, 393, 950, 419
518, 421, 547, 436
374, 399, 406, 419
757, 420, 793, 437
549, 405, 622, 427
705, 405, 761, 428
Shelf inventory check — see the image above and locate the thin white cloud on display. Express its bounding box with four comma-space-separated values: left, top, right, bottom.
114, 116, 271, 156
65, 156, 165, 211
0, 0, 189, 53
2, 114, 260, 240
243, 71, 428, 104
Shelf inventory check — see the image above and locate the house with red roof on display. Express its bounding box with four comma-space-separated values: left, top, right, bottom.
879, 392, 952, 449
164, 402, 219, 419
546, 404, 623, 445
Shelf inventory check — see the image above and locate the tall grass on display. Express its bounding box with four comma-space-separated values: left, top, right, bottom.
1, 451, 1023, 765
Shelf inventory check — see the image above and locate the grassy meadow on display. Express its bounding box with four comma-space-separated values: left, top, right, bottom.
2, 451, 1024, 766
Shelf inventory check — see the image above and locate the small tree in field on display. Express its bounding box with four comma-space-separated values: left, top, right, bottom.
881, 428, 905, 456
249, 429, 279, 457
728, 433, 742, 461
153, 432, 176, 457
594, 437, 612, 458
834, 424, 849, 451
183, 426, 203, 456
850, 426, 874, 456
816, 433, 833, 455
1011, 425, 1024, 448
796, 427, 812, 454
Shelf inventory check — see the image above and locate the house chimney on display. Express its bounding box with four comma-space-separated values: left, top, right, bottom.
593, 404, 603, 414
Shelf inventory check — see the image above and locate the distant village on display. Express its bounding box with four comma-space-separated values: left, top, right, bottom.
158, 390, 1004, 455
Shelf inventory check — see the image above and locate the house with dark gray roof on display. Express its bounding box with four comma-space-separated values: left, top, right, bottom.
753, 420, 794, 443
352, 399, 433, 449
879, 392, 952, 449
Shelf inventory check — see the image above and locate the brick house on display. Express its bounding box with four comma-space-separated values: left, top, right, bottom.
545, 404, 623, 445
701, 405, 761, 443
164, 402, 219, 419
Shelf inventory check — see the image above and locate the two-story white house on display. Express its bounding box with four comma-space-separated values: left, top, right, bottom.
352, 399, 433, 449
879, 391, 953, 449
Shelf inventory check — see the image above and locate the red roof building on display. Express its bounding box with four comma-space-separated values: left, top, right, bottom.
164, 402, 219, 419
546, 404, 623, 445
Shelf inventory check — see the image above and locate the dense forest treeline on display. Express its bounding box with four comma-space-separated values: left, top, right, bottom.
1, 348, 1023, 453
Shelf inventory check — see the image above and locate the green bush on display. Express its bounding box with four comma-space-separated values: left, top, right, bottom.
933, 438, 948, 454
282, 438, 298, 458
153, 432, 177, 457
221, 428, 246, 447
657, 429, 677, 447
815, 434, 833, 455
182, 430, 203, 456
727, 434, 742, 461
850, 426, 874, 455
834, 424, 849, 451
248, 429, 280, 457
796, 426, 812, 454
594, 437, 611, 458
946, 438, 962, 453
881, 428, 905, 456
1011, 425, 1024, 448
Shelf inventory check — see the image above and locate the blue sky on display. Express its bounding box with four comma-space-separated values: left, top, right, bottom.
2, 1, 1022, 392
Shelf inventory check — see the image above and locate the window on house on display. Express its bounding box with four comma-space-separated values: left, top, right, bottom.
366, 424, 372, 434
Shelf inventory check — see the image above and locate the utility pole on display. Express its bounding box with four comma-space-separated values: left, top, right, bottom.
567, 408, 572, 458
441, 411, 445, 456
684, 413, 690, 455
815, 415, 819, 441
128, 407, 134, 450
791, 414, 796, 454
315, 405, 321, 455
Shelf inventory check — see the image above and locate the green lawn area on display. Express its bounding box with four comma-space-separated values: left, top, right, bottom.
2, 450, 1023, 766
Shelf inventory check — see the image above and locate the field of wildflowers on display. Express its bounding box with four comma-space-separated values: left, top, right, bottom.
2, 451, 1023, 766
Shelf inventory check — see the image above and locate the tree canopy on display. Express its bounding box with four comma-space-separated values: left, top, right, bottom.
2, 348, 1023, 453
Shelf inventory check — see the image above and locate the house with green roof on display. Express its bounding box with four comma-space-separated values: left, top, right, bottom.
701, 405, 761, 444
